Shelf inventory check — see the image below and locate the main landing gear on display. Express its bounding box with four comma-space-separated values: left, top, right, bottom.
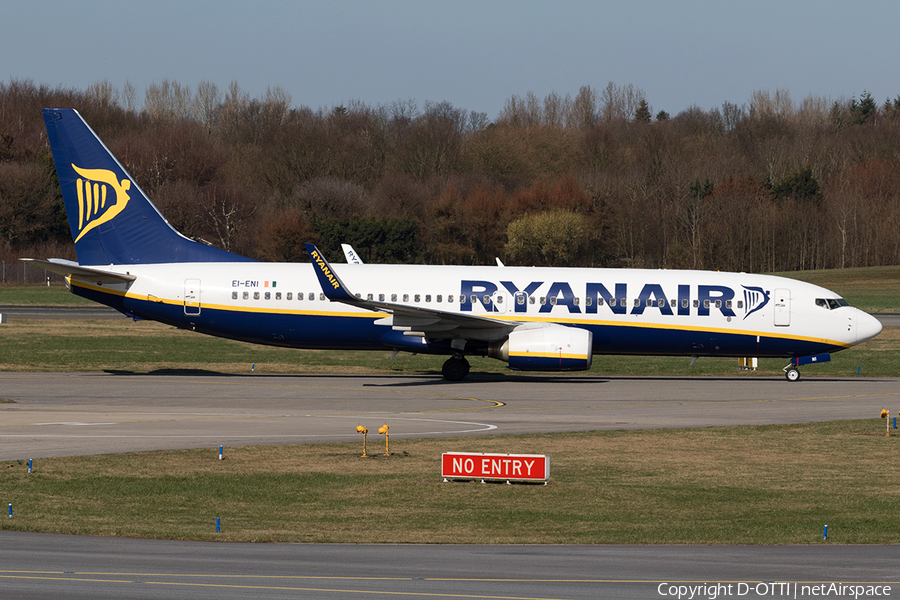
442, 355, 470, 382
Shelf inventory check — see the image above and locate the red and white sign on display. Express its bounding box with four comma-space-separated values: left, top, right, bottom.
441, 452, 549, 482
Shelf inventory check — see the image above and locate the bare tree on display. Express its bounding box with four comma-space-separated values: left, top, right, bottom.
600, 82, 646, 122
144, 78, 194, 122
568, 85, 597, 130
122, 80, 137, 114
85, 79, 119, 109
194, 80, 222, 135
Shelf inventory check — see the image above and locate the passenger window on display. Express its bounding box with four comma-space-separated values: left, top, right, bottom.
670, 299, 677, 308
448, 295, 454, 303
232, 291, 238, 300
460, 295, 467, 304
425, 294, 431, 302
354, 293, 361, 299
319, 293, 325, 301
516, 295, 525, 305
471, 294, 477, 304
619, 298, 626, 307
550, 296, 557, 305
682, 299, 689, 308
367, 293, 373, 301
483, 295, 490, 305
287, 292, 293, 300
634, 299, 640, 307
379, 294, 385, 302
254, 292, 260, 300
585, 297, 593, 307
265, 292, 271, 300
243, 291, 249, 300
715, 299, 721, 308
437, 295, 442, 303
495, 295, 502, 304
297, 292, 304, 301
415, 294, 421, 303
725, 300, 731, 309
403, 294, 409, 302
275, 292, 282, 300
609, 298, 616, 307
645, 299, 653, 307
704, 299, 710, 309
693, 300, 699, 308
573, 297, 580, 306
737, 300, 743, 309
658, 299, 665, 307
391, 293, 398, 302
529, 296, 535, 304
540, 297, 546, 305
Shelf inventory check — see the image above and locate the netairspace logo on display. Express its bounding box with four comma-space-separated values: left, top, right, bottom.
657, 582, 892, 599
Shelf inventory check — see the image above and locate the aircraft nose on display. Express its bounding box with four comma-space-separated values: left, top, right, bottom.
856, 310, 883, 344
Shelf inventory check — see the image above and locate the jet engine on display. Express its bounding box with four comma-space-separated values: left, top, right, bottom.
489, 324, 593, 371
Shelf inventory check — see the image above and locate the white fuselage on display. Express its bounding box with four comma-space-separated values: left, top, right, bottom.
68, 262, 882, 359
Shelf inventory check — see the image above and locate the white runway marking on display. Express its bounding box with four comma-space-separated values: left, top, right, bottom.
0, 417, 497, 439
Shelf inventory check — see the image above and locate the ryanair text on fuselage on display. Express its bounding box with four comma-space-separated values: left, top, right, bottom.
460, 280, 769, 319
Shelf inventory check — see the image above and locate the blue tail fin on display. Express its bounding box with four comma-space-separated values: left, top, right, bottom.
42, 108, 254, 265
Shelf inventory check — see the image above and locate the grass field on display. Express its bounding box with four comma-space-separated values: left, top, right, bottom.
2, 264, 899, 312
2, 420, 899, 544
1, 318, 898, 378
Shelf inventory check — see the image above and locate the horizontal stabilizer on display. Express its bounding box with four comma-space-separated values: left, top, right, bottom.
20, 258, 136, 283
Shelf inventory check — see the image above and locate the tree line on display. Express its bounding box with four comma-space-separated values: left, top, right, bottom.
2, 77, 900, 284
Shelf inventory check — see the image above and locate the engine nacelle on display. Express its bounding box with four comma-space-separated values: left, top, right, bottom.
489, 324, 593, 372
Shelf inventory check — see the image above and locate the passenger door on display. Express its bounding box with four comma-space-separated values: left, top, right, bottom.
184, 278, 201, 315
773, 288, 790, 326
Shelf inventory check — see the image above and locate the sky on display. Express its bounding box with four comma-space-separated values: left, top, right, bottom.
4, 0, 899, 120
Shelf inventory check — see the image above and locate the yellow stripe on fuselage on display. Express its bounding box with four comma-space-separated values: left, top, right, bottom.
66, 278, 852, 349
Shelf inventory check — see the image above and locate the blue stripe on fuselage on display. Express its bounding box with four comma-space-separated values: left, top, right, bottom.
70, 284, 845, 358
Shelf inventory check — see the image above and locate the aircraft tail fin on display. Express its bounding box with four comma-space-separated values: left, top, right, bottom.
42, 108, 253, 265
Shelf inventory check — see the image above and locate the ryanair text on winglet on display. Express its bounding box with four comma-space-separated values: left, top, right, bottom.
311, 250, 341, 289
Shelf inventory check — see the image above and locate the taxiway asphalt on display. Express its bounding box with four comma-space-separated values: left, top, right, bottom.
2, 372, 898, 460
1, 532, 898, 600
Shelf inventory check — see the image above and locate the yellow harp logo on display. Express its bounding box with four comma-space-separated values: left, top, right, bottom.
72, 164, 132, 243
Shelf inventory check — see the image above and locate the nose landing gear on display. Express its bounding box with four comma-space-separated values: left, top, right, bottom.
783, 353, 831, 382
783, 365, 801, 382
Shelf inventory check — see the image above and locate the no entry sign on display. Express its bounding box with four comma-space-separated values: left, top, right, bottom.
441, 452, 549, 483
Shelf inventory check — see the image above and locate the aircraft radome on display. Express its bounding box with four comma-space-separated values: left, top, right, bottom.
26, 108, 883, 381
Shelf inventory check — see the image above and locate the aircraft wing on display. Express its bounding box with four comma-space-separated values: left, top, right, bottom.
20, 258, 136, 284
305, 244, 515, 341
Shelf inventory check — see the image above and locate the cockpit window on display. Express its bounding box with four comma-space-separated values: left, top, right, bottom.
815, 298, 850, 310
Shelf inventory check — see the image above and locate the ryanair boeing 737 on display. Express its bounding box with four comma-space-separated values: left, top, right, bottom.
26, 108, 883, 381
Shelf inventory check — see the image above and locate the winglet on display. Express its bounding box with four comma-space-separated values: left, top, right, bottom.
341, 243, 364, 264
305, 243, 357, 302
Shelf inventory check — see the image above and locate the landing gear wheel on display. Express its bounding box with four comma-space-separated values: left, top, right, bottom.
784, 367, 800, 382
442, 357, 470, 382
